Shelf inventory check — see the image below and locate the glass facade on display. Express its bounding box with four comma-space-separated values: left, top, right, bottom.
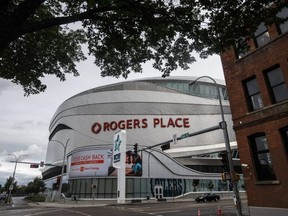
67, 177, 242, 199
153, 80, 228, 101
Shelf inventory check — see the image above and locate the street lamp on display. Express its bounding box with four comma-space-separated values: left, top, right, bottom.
7, 154, 27, 204
189, 76, 242, 216
51, 139, 70, 200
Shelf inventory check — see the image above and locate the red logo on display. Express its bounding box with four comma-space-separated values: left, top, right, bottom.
91, 122, 102, 134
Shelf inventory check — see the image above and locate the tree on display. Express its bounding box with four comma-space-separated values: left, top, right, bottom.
207, 180, 214, 192
192, 179, 199, 192
0, 0, 286, 95
26, 177, 46, 194
61, 182, 70, 194
3, 176, 17, 194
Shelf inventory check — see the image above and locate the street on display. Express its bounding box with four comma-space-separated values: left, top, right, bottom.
0, 197, 249, 216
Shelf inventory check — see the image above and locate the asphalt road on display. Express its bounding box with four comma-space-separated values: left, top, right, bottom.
0, 197, 249, 216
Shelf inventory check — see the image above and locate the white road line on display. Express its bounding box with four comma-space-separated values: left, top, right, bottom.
24, 209, 63, 216
65, 209, 92, 216
24, 208, 91, 216
151, 210, 180, 214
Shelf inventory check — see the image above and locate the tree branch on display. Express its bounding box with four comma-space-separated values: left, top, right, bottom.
16, 5, 117, 36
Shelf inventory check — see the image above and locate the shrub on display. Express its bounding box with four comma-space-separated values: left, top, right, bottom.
25, 194, 46, 202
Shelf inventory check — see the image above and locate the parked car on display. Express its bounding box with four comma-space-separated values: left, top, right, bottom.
195, 193, 220, 202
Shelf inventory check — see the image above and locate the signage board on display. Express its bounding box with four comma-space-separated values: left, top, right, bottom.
69, 149, 112, 177
112, 130, 126, 169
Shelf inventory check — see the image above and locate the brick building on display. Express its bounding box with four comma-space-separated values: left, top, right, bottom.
220, 5, 288, 216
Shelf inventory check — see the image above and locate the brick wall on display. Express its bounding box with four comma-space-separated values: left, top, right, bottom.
220, 23, 288, 209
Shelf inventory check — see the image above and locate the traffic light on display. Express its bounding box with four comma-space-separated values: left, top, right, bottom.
161, 142, 170, 151
30, 164, 39, 168
56, 176, 61, 188
40, 161, 44, 167
219, 151, 229, 171
133, 143, 138, 156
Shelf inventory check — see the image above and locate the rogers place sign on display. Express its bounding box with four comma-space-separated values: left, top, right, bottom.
91, 117, 190, 134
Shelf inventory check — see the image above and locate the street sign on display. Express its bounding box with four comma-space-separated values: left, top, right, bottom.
112, 130, 126, 169
181, 132, 189, 139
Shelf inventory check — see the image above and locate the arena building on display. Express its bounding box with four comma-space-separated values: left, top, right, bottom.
42, 76, 242, 199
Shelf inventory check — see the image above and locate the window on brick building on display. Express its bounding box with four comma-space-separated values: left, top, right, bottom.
276, 6, 288, 34
264, 66, 288, 103
280, 126, 288, 157
249, 133, 276, 181
254, 22, 270, 47
235, 37, 250, 59
243, 77, 264, 111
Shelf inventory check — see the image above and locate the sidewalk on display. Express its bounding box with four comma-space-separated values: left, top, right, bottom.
28, 197, 174, 208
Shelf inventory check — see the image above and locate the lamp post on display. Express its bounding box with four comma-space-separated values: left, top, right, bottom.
51, 139, 70, 199
189, 76, 242, 216
7, 154, 27, 204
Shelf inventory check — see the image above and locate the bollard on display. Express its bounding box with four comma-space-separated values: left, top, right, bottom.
73, 195, 78, 204
198, 209, 201, 216
217, 206, 222, 216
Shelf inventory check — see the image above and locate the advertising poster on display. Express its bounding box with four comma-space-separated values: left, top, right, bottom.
69, 149, 112, 177
68, 148, 142, 178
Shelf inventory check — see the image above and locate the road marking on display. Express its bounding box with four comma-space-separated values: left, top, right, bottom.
151, 210, 180, 214
24, 209, 63, 216
64, 209, 92, 216
24, 209, 91, 216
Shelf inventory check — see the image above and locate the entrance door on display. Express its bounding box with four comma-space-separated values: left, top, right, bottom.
154, 185, 163, 199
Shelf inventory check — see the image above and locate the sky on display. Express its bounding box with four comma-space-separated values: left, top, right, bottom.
0, 53, 225, 187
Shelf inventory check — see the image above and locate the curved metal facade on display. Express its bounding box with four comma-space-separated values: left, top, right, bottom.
43, 76, 236, 182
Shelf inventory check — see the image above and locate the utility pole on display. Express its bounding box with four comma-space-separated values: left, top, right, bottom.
7, 154, 27, 204
189, 76, 242, 216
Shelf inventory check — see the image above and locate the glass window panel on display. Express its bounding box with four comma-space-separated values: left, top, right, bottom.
98, 179, 105, 193
105, 179, 113, 198
244, 77, 264, 111
273, 85, 288, 102
267, 67, 284, 86
256, 32, 270, 47
254, 22, 267, 36
280, 22, 288, 33
246, 79, 260, 95
75, 179, 81, 195
254, 22, 270, 47
280, 127, 288, 156
255, 136, 268, 151
250, 134, 276, 181
277, 7, 288, 33
250, 94, 264, 110
236, 38, 250, 58
265, 67, 288, 103
126, 178, 134, 198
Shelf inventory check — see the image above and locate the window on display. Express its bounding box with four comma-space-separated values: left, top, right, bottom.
249, 133, 276, 181
264, 66, 288, 103
235, 37, 250, 59
280, 126, 288, 157
243, 77, 264, 111
254, 22, 270, 47
277, 6, 288, 34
